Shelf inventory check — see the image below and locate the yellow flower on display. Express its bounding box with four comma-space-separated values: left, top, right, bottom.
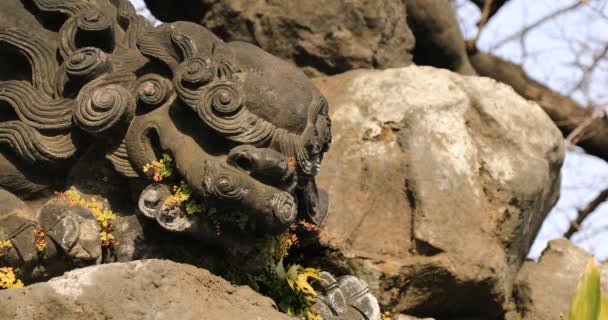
0, 268, 23, 289
56, 189, 119, 248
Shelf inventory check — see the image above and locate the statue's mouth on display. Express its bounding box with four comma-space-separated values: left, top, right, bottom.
137, 147, 327, 236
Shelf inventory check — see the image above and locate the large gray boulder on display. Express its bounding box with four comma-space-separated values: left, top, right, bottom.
144, 0, 415, 76
0, 259, 292, 320
312, 66, 564, 318
515, 239, 608, 320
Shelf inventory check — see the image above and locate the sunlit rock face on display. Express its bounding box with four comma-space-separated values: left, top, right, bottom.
0, 260, 293, 320
312, 66, 564, 318
514, 239, 608, 320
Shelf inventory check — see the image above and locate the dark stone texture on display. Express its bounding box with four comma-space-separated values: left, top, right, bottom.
144, 0, 415, 76
0, 2, 384, 319
0, 0, 330, 280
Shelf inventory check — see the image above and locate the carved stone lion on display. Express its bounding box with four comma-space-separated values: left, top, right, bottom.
0, 1, 380, 318
1, 0, 329, 263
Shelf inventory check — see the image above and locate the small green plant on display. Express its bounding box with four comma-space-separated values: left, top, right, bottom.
0, 240, 24, 289
34, 227, 46, 252
165, 181, 204, 215
235, 225, 324, 320
0, 240, 12, 257
567, 258, 608, 320
257, 231, 298, 264
143, 155, 251, 236
142, 154, 174, 182
142, 155, 322, 318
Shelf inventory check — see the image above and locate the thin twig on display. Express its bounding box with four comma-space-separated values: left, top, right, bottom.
565, 112, 603, 145
567, 43, 608, 96
490, 1, 585, 51
466, 0, 494, 50
565, 187, 608, 238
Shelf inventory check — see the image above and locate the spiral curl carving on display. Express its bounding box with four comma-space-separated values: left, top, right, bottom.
173, 57, 215, 106
58, 10, 115, 60
75, 84, 132, 134
136, 75, 173, 108
0, 81, 74, 130
117, 0, 151, 48
32, 0, 94, 16
65, 47, 111, 78
0, 121, 77, 165
77, 11, 112, 32
0, 28, 57, 97
180, 57, 214, 86
212, 175, 247, 201
205, 81, 242, 114
169, 26, 197, 60
172, 57, 276, 146
196, 81, 244, 134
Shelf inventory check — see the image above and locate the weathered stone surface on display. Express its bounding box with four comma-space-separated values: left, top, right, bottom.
514, 239, 607, 320
0, 0, 333, 281
144, 0, 415, 76
311, 66, 564, 318
0, 259, 292, 320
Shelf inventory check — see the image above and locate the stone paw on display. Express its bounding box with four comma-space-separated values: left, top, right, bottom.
39, 197, 102, 266
312, 271, 381, 320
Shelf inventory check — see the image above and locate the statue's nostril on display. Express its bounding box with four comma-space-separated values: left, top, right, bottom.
234, 154, 254, 171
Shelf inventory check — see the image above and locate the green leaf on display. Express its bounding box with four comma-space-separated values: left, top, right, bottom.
275, 260, 287, 280
570, 258, 601, 320
599, 295, 608, 320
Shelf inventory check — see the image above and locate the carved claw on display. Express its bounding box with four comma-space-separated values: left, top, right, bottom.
313, 272, 381, 320
269, 191, 298, 227
138, 183, 171, 219
297, 178, 329, 226
155, 202, 196, 232
0, 191, 102, 282
38, 198, 102, 266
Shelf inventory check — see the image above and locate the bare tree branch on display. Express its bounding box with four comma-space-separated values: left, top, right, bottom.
564, 187, 608, 238
468, 0, 510, 19
567, 43, 608, 96
466, 0, 494, 50
566, 112, 603, 145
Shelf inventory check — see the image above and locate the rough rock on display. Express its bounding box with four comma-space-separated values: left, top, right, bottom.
143, 0, 415, 76
311, 66, 564, 318
514, 239, 608, 319
0, 259, 292, 320
405, 0, 477, 75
